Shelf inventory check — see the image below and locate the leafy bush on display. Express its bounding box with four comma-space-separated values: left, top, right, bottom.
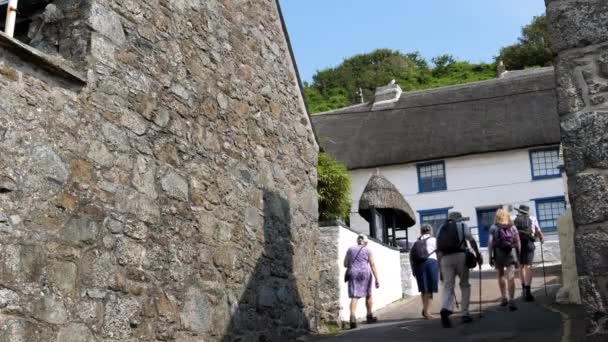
317, 152, 351, 222
304, 49, 495, 114
496, 15, 552, 70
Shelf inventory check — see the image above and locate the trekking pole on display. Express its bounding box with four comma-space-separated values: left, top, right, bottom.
540, 240, 548, 296
479, 263, 482, 319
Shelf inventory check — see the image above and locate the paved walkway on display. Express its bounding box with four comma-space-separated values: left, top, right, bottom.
314, 268, 568, 342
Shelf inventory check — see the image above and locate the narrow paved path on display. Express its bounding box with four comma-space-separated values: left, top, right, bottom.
314, 268, 563, 342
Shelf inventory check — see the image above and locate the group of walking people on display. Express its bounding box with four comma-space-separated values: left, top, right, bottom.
342, 204, 544, 329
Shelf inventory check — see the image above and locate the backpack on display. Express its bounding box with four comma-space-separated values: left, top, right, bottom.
410, 237, 433, 266
436, 221, 464, 255
495, 225, 515, 252
514, 214, 535, 244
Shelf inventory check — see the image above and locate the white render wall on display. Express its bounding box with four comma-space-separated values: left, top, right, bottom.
349, 147, 566, 244
337, 227, 402, 321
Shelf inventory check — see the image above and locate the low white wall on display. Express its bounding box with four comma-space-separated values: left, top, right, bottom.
400, 254, 419, 296
477, 240, 561, 270
337, 227, 402, 321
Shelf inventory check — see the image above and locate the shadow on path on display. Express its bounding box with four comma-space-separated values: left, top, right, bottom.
313, 270, 564, 342
221, 190, 309, 342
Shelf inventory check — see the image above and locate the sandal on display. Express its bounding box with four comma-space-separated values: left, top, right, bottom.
422, 310, 434, 320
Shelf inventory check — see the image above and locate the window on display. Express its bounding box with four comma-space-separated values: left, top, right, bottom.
530, 147, 561, 180
534, 197, 566, 232
419, 208, 449, 235
1, 0, 51, 43
417, 161, 447, 192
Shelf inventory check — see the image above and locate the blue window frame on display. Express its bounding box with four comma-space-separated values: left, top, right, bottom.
417, 161, 447, 192
534, 196, 566, 232
419, 208, 450, 235
529, 147, 561, 180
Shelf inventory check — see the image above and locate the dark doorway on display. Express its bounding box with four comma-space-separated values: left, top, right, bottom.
476, 207, 499, 247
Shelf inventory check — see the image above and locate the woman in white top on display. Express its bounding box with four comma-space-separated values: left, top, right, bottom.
410, 224, 439, 319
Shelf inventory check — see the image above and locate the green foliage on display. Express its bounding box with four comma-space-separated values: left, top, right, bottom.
305, 49, 496, 113
305, 86, 349, 114
496, 15, 552, 70
431, 54, 456, 77
317, 153, 351, 222
302, 15, 551, 114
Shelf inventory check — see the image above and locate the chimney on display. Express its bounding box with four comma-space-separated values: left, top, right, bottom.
372, 80, 402, 110
497, 60, 507, 78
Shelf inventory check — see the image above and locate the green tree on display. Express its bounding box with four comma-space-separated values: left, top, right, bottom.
496, 15, 553, 70
317, 152, 351, 222
304, 49, 496, 114
431, 54, 456, 77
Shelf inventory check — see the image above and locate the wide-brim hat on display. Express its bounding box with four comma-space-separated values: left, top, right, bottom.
515, 205, 530, 215
448, 211, 463, 220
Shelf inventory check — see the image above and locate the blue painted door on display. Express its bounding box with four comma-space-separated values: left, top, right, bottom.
476, 208, 499, 247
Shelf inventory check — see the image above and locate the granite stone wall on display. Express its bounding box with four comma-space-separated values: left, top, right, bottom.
317, 223, 341, 328
0, 0, 319, 341
546, 0, 608, 336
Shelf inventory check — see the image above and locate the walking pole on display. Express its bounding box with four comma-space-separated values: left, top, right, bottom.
479, 263, 482, 319
540, 240, 548, 296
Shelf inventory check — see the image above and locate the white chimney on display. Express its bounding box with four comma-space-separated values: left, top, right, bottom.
497, 60, 507, 78
372, 81, 402, 110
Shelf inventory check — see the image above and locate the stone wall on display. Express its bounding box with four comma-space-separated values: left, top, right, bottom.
317, 223, 341, 328
0, 0, 319, 341
556, 209, 581, 304
546, 0, 608, 336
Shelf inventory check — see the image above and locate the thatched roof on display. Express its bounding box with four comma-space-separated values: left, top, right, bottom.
358, 174, 415, 228
311, 67, 560, 170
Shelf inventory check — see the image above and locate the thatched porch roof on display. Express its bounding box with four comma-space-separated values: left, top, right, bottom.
358, 174, 415, 228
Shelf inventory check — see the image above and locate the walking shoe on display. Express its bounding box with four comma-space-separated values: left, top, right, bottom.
500, 298, 509, 307
440, 309, 452, 328
366, 314, 378, 324
508, 301, 518, 311
349, 316, 357, 329
461, 315, 473, 324
524, 286, 535, 302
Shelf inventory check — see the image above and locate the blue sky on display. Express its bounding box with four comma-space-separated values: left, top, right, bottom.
279, 0, 546, 83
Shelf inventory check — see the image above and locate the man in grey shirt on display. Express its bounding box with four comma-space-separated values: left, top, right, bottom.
436, 211, 482, 328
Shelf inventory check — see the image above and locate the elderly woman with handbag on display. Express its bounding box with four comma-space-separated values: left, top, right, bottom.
343, 234, 380, 329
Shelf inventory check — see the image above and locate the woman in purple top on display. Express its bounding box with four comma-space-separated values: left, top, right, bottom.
343, 234, 380, 329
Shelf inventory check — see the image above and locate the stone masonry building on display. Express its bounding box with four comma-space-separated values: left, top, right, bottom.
0, 0, 319, 341
546, 0, 608, 337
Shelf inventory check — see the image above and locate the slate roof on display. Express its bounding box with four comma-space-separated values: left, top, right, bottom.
311, 67, 560, 170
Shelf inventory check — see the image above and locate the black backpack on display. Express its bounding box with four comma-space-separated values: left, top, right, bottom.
514, 214, 536, 244
410, 237, 433, 266
436, 221, 464, 254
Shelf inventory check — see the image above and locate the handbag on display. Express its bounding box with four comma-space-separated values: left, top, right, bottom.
459, 223, 478, 269
465, 249, 478, 269
344, 247, 364, 283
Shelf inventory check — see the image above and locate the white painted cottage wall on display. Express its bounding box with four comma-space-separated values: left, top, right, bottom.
349, 147, 566, 244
